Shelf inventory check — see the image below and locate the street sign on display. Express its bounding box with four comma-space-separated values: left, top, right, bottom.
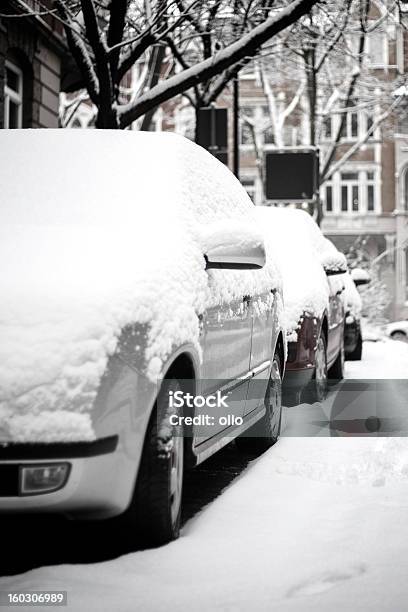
265, 149, 319, 202
196, 107, 228, 165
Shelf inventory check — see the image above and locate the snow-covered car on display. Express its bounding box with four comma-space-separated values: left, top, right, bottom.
385, 320, 408, 342
343, 269, 370, 360
0, 130, 286, 547
255, 207, 347, 405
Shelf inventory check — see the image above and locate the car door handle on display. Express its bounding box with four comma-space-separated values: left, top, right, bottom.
336, 289, 343, 295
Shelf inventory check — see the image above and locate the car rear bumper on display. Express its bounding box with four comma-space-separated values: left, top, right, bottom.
0, 435, 135, 519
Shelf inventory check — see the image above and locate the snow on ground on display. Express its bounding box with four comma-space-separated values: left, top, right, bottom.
346, 337, 408, 379
2, 339, 408, 611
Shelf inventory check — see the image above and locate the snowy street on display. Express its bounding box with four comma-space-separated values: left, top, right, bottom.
2, 338, 408, 611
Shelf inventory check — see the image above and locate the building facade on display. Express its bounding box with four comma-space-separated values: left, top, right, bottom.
0, 1, 66, 129
224, 13, 408, 322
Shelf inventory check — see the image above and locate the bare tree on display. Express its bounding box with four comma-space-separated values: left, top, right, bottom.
3, 0, 320, 128
238, 0, 403, 220
165, 0, 277, 137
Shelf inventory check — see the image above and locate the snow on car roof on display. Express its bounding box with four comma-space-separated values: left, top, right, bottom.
255, 206, 343, 338
0, 130, 281, 442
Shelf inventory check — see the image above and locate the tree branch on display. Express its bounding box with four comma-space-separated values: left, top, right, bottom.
55, 0, 99, 104
118, 0, 320, 128
107, 0, 128, 83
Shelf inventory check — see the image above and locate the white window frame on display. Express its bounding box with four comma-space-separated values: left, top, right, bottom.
340, 108, 359, 141
327, 106, 376, 144
320, 166, 380, 215
366, 31, 388, 69
323, 181, 334, 214
4, 60, 23, 129
340, 171, 361, 213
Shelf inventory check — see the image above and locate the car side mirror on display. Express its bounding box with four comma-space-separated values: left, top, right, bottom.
201, 222, 266, 270
321, 251, 348, 277
325, 268, 346, 276
351, 268, 371, 286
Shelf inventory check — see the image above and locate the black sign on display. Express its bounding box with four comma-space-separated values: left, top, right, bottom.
265, 150, 319, 202
196, 107, 228, 165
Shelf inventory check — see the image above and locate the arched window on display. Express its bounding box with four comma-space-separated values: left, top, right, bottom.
4, 60, 23, 128
404, 167, 408, 211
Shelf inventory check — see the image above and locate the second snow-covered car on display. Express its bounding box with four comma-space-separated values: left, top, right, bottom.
256, 207, 347, 405
0, 130, 286, 547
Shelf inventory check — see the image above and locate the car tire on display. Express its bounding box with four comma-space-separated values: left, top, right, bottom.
347, 332, 362, 361
235, 352, 282, 454
328, 336, 345, 380
118, 378, 184, 547
302, 334, 328, 404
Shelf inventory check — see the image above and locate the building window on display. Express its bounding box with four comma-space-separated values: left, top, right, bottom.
325, 183, 333, 213
340, 109, 359, 140
404, 168, 408, 211
322, 115, 333, 140
261, 105, 274, 145
337, 169, 378, 214
367, 32, 387, 68
366, 112, 374, 135
241, 178, 256, 202
4, 61, 23, 128
340, 172, 360, 212
240, 105, 275, 147
366, 171, 375, 212
240, 106, 254, 145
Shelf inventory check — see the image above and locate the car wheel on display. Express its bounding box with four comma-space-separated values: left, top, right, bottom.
119, 378, 184, 547
302, 334, 328, 404
328, 335, 345, 380
390, 330, 408, 342
347, 332, 362, 361
236, 352, 282, 454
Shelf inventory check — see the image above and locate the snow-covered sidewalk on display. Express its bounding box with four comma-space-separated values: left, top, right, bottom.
2, 340, 408, 611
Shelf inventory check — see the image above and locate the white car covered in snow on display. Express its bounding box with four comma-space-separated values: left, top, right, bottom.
255, 206, 347, 404
0, 130, 286, 546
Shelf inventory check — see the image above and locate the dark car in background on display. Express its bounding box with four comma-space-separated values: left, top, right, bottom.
344, 268, 370, 361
